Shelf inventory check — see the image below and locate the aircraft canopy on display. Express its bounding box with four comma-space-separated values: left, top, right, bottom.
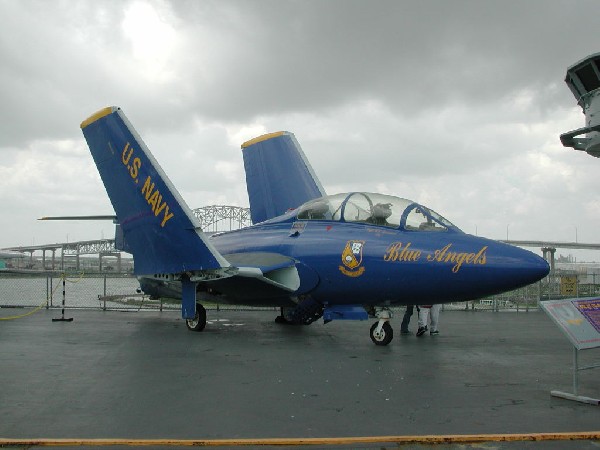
296, 192, 461, 232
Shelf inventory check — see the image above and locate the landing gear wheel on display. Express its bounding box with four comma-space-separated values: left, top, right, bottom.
370, 321, 393, 346
186, 303, 207, 332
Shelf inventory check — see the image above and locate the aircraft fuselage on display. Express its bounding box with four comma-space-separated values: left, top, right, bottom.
209, 213, 548, 307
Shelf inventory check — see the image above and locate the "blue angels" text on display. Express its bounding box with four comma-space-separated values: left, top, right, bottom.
383, 242, 487, 273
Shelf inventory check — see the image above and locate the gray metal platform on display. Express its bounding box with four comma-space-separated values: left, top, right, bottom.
0, 307, 599, 449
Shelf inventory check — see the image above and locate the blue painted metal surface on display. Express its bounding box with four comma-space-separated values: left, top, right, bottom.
181, 277, 197, 319
242, 131, 326, 224
80, 107, 228, 276
211, 214, 549, 306
323, 305, 369, 322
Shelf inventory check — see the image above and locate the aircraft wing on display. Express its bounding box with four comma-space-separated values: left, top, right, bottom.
140, 252, 301, 304
204, 252, 300, 302
241, 132, 326, 224
39, 215, 117, 221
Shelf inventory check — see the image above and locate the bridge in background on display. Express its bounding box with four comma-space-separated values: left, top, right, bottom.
3, 239, 122, 272
2, 206, 251, 272
502, 240, 600, 274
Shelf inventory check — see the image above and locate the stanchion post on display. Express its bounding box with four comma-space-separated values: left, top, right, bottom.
52, 274, 73, 322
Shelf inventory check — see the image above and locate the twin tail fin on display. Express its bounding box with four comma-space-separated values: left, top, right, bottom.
241, 131, 326, 224
80, 107, 230, 276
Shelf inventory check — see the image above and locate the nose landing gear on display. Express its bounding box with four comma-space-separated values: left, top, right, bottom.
369, 307, 393, 346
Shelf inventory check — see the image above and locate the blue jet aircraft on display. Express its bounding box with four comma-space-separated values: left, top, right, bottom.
80, 106, 550, 345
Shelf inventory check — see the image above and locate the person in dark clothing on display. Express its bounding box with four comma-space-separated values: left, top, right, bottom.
400, 305, 418, 335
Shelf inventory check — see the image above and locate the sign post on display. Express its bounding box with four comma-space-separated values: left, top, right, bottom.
540, 298, 600, 405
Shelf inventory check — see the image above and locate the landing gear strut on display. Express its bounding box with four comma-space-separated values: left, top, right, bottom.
275, 299, 323, 325
369, 307, 393, 346
186, 303, 207, 332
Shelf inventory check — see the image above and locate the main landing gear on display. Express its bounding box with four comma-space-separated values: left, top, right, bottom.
369, 307, 393, 346
275, 299, 324, 325
185, 302, 207, 332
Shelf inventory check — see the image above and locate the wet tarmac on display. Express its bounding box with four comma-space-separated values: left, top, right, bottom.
0, 307, 599, 449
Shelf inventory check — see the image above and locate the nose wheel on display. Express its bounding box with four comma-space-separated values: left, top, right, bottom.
369, 307, 394, 345
370, 320, 393, 345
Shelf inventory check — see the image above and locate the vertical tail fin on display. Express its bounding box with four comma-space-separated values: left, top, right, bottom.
80, 107, 229, 276
241, 132, 326, 224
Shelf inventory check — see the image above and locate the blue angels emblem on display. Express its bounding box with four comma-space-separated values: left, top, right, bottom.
339, 240, 366, 277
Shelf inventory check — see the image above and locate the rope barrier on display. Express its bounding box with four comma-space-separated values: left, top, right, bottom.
0, 300, 46, 320
0, 272, 83, 321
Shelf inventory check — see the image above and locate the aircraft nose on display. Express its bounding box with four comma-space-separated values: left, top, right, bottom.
519, 250, 550, 283
492, 241, 550, 289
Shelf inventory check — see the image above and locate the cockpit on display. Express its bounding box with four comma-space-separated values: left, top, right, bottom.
295, 192, 461, 232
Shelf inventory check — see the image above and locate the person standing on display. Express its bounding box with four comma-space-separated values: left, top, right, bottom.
416, 304, 442, 336
400, 305, 418, 335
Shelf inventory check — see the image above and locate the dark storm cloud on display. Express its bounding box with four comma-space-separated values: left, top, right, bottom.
168, 0, 599, 121
1, 0, 596, 145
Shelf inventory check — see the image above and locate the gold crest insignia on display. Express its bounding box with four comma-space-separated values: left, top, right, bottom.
339, 240, 366, 277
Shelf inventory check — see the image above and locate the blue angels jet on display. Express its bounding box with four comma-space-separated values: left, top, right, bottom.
80, 106, 549, 345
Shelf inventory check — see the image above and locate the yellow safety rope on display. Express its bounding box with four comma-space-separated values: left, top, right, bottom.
0, 272, 84, 321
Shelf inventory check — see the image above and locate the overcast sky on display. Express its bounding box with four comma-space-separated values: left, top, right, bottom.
1, 0, 600, 261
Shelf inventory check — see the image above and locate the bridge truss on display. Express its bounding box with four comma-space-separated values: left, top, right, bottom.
192, 205, 251, 232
